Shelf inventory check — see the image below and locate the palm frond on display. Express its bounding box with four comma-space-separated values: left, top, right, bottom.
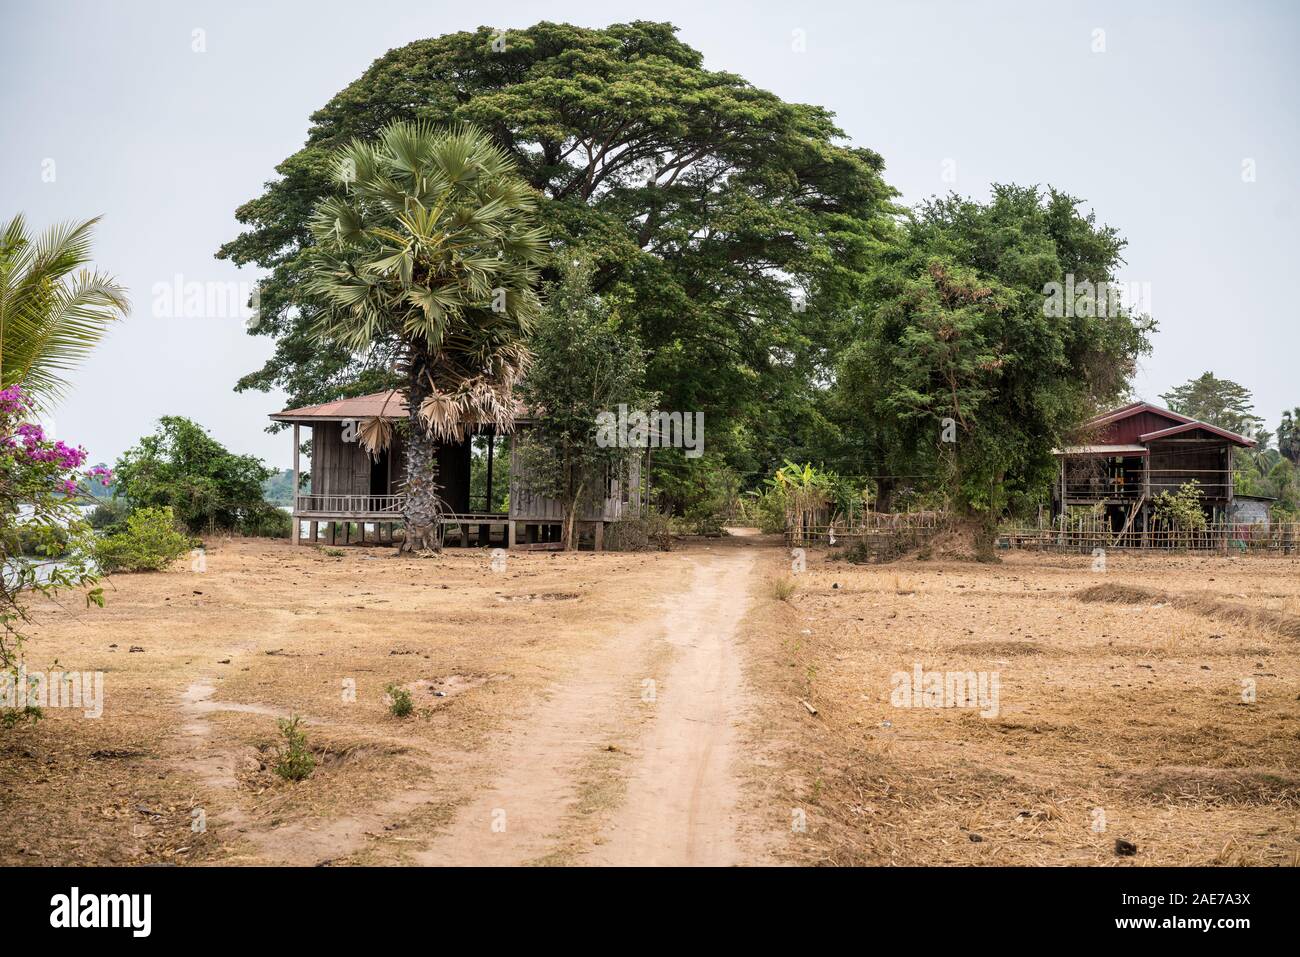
0, 216, 127, 407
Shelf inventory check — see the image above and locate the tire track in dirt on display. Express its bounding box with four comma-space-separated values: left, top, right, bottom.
584, 550, 757, 866
413, 548, 760, 867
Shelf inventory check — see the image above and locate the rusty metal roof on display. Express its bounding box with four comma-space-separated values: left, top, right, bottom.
269, 391, 406, 423
270, 389, 538, 426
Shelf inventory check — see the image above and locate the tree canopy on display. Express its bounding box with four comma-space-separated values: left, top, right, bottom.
221, 22, 1160, 532
826, 185, 1155, 524
1161, 372, 1265, 441
113, 417, 274, 533
218, 20, 895, 474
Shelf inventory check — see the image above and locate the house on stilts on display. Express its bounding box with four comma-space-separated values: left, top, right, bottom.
1052, 401, 1256, 539
270, 391, 644, 549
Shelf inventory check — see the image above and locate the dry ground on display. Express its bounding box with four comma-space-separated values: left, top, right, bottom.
742, 547, 1300, 866
1, 536, 764, 866
2, 535, 1296, 866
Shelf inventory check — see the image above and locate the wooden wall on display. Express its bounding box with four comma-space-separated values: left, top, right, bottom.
508, 430, 644, 522
308, 421, 645, 520
1147, 439, 1231, 500
310, 422, 370, 496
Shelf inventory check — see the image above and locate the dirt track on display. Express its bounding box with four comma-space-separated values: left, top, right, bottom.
3, 537, 772, 867
5, 535, 1297, 867
415, 549, 758, 866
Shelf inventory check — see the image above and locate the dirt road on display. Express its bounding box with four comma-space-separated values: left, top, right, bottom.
415, 547, 761, 866
8, 537, 776, 866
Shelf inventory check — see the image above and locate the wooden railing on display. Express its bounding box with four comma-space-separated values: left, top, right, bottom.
1064, 469, 1234, 501
295, 494, 405, 516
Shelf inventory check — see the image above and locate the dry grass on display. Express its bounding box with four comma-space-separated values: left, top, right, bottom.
1078, 581, 1300, 640
769, 575, 799, 602
0, 537, 692, 866
740, 549, 1300, 866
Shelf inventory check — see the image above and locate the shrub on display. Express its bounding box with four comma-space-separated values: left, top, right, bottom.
604, 510, 674, 552
239, 506, 292, 538
0, 393, 105, 678
386, 684, 414, 718
94, 507, 192, 573
113, 416, 274, 533
743, 487, 788, 534
273, 715, 315, 781
7, 521, 72, 558
770, 575, 798, 601
88, 498, 131, 531
1151, 480, 1208, 533
683, 502, 727, 537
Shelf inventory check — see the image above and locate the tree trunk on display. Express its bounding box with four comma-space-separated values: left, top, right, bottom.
400, 352, 443, 554
562, 480, 584, 551
875, 476, 896, 513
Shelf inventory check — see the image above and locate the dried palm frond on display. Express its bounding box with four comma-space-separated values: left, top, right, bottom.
356, 415, 393, 459
415, 348, 530, 442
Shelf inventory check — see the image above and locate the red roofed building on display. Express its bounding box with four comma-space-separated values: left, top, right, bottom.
1053, 401, 1255, 535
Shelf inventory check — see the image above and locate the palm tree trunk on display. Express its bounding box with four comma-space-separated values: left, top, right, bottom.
401, 350, 443, 553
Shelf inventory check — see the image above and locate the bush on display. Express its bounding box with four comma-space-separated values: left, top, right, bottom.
88, 498, 132, 531
682, 503, 727, 537
743, 487, 788, 534
239, 506, 292, 539
386, 684, 414, 718
113, 416, 274, 533
6, 521, 72, 558
604, 510, 674, 552
94, 507, 193, 573
273, 715, 315, 781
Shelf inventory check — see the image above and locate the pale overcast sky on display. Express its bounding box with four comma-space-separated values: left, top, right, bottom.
3, 0, 1296, 469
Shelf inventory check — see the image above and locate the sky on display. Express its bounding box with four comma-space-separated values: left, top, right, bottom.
2, 0, 1296, 470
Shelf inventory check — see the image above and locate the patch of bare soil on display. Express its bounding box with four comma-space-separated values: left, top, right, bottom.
739, 549, 1300, 866
0, 538, 724, 865
1, 535, 774, 867
411, 543, 766, 866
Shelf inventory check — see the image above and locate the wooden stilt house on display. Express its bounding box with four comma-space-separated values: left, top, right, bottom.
270, 391, 644, 549
1053, 401, 1256, 538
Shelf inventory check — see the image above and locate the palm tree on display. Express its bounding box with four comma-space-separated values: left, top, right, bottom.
0, 215, 128, 407
306, 122, 547, 552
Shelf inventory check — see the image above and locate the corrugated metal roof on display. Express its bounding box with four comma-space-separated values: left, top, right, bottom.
270, 390, 538, 426
270, 391, 407, 422
1139, 420, 1255, 447
1054, 444, 1150, 456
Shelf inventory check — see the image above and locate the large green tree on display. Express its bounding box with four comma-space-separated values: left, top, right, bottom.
1160, 372, 1263, 439
517, 256, 652, 549
218, 21, 894, 483
305, 121, 547, 551
1278, 408, 1300, 464
829, 185, 1155, 542
114, 417, 274, 533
